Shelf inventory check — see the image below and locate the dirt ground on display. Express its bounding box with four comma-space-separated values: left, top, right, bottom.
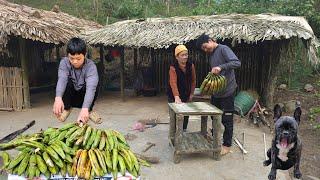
0, 89, 319, 180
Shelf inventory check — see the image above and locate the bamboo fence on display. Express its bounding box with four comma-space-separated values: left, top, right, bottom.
0, 67, 25, 110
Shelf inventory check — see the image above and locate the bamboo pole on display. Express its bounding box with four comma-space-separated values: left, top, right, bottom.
263, 133, 268, 161
99, 45, 105, 91
12, 67, 17, 109
8, 68, 12, 108
233, 137, 248, 154
242, 132, 245, 160
19, 37, 30, 108
4, 68, 8, 108
120, 47, 125, 101
16, 68, 23, 110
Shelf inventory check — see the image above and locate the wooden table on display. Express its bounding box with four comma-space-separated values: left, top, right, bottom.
168, 102, 223, 163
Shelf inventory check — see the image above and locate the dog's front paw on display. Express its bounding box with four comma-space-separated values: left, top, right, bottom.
263, 160, 271, 166
268, 171, 276, 180
294, 169, 302, 179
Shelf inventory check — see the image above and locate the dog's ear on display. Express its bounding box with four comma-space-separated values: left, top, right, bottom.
273, 104, 282, 122
294, 101, 302, 125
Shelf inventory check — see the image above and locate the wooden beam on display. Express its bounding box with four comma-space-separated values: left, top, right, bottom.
19, 37, 30, 108
120, 47, 125, 101
264, 41, 281, 107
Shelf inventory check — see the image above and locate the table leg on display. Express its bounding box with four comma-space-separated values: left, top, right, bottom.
174, 114, 184, 164
201, 116, 208, 136
168, 107, 176, 145
212, 114, 222, 160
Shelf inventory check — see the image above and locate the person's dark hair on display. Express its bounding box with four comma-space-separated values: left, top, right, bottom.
195, 33, 210, 50
66, 37, 87, 55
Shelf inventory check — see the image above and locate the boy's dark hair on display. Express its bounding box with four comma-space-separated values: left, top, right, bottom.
195, 33, 210, 50
66, 37, 87, 55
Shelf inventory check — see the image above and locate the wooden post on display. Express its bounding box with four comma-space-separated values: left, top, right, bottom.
19, 37, 30, 108
134, 48, 137, 79
133, 48, 138, 95
56, 46, 60, 62
55, 46, 60, 83
150, 49, 155, 91
120, 47, 125, 101
264, 42, 281, 107
99, 45, 105, 92
288, 50, 292, 88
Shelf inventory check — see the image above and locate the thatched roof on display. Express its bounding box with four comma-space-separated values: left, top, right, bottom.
84, 13, 319, 64
0, 0, 102, 53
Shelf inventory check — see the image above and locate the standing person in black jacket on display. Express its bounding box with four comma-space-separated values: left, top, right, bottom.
167, 45, 196, 131
196, 34, 241, 155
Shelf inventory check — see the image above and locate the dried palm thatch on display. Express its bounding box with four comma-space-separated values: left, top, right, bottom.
0, 0, 102, 54
84, 13, 319, 64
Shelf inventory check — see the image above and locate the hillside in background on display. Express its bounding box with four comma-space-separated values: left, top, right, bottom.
8, 0, 320, 37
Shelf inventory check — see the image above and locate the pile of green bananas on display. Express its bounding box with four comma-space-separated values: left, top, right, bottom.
0, 123, 150, 179
199, 73, 227, 95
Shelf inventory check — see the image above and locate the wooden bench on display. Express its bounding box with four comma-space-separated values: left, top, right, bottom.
168, 102, 223, 163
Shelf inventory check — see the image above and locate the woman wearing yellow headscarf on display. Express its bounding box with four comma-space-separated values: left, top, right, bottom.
167, 45, 196, 131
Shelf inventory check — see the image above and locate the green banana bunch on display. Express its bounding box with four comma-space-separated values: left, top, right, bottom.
199, 72, 227, 95
2, 123, 150, 179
